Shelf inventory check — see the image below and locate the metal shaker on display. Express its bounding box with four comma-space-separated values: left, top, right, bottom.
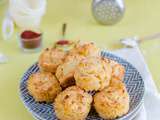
92, 0, 125, 25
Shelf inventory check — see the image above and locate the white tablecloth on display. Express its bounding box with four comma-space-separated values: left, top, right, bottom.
112, 46, 160, 120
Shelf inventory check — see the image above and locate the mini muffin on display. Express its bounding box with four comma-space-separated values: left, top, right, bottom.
69, 41, 100, 57
94, 80, 129, 119
27, 72, 62, 102
55, 54, 84, 88
74, 56, 112, 91
38, 48, 66, 73
54, 86, 93, 120
106, 58, 125, 81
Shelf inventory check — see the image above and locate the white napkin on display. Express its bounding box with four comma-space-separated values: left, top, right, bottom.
111, 45, 160, 120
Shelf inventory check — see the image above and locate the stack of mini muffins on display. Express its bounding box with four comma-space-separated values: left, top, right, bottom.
27, 41, 129, 120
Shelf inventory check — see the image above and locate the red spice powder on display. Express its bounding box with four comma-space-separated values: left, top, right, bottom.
56, 40, 69, 45
21, 30, 41, 39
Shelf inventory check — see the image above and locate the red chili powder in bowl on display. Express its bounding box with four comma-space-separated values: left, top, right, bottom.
20, 30, 42, 49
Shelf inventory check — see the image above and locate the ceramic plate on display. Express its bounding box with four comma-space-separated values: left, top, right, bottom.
19, 51, 145, 120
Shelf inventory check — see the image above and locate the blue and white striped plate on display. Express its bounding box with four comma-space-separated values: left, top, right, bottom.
19, 51, 145, 120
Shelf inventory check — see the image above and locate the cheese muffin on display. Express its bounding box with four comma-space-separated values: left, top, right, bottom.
54, 86, 92, 120
69, 41, 100, 57
55, 54, 84, 88
74, 57, 112, 91
94, 80, 129, 119
55, 41, 100, 88
27, 72, 62, 102
105, 58, 125, 81
38, 48, 66, 73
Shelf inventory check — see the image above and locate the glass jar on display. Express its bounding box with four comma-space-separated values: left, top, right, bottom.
18, 29, 43, 52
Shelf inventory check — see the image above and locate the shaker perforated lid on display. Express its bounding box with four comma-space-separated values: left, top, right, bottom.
92, 0, 125, 25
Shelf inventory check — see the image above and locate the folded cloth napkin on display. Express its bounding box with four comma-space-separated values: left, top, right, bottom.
112, 45, 160, 120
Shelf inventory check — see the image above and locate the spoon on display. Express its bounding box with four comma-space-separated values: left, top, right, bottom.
120, 33, 160, 47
